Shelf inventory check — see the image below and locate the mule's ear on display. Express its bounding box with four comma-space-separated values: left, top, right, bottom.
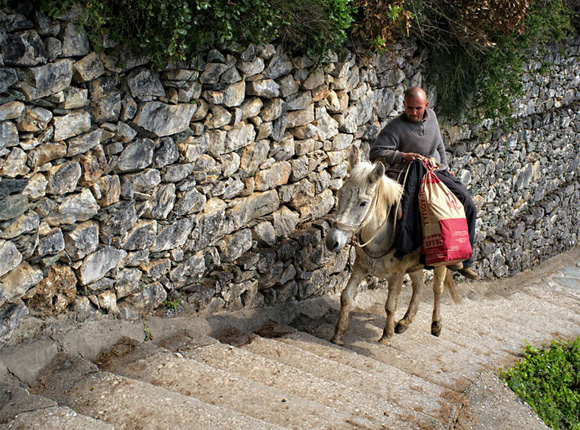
370, 162, 385, 183
349, 146, 360, 169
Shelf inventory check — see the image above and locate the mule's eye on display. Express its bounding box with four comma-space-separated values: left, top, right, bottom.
359, 201, 367, 207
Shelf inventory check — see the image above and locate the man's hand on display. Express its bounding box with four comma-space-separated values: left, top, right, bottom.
402, 152, 424, 162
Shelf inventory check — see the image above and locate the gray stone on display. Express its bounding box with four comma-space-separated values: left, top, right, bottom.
0, 122, 18, 149
18, 106, 53, 132
278, 74, 299, 98
2, 262, 43, 302
2, 31, 47, 66
24, 59, 74, 99
73, 52, 105, 82
152, 218, 194, 252
0, 194, 28, 221
63, 87, 89, 109
100, 202, 137, 237
115, 138, 155, 173
67, 129, 102, 157
218, 228, 252, 262
45, 189, 99, 226
1, 212, 39, 240
189, 199, 227, 251
154, 138, 179, 168
95, 175, 121, 207
174, 188, 206, 216
0, 178, 28, 200
37, 228, 65, 256
89, 75, 118, 99
200, 63, 230, 84
0, 240, 22, 277
225, 122, 255, 153
315, 110, 339, 140
0, 303, 27, 345
170, 253, 205, 288
128, 169, 161, 193
133, 102, 196, 137
78, 246, 127, 286
0, 148, 29, 177
115, 268, 143, 299
162, 163, 194, 183
46, 161, 81, 195
53, 111, 91, 141
286, 91, 312, 111
223, 81, 246, 107
229, 190, 279, 229
128, 282, 167, 310
91, 91, 122, 122
0, 101, 25, 121
239, 98, 263, 122
116, 122, 137, 143
303, 67, 325, 90
0, 67, 18, 93
127, 68, 165, 101
206, 105, 232, 129
122, 220, 157, 251
247, 79, 280, 98
143, 183, 176, 220
64, 221, 99, 261
61, 23, 90, 57
273, 206, 300, 237
237, 56, 264, 77
264, 51, 293, 79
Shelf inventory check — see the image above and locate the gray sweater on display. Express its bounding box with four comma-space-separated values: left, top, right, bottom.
370, 108, 448, 173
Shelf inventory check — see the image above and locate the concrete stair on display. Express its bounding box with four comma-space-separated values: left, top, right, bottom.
2, 248, 580, 430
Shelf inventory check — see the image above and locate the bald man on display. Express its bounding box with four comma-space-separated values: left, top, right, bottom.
370, 87, 478, 280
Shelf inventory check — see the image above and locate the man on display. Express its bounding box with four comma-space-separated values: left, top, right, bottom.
370, 86, 478, 279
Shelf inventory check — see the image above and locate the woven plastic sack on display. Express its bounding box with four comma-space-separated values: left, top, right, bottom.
418, 158, 472, 266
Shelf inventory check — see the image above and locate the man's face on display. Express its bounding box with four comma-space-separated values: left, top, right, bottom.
403, 95, 429, 123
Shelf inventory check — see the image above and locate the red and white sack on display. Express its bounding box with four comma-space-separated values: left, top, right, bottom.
418, 158, 472, 266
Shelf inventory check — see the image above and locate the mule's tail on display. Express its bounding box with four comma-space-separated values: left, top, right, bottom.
445, 269, 462, 304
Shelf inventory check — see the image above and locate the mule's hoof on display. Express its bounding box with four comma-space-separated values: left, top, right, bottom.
431, 321, 442, 337
395, 321, 408, 334
378, 336, 391, 346
331, 335, 344, 346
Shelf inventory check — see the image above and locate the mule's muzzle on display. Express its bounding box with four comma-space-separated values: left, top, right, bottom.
325, 227, 350, 253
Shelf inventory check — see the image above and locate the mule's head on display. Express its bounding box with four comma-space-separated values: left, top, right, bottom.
325, 146, 388, 253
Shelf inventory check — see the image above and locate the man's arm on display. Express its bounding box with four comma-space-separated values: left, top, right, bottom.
370, 127, 404, 166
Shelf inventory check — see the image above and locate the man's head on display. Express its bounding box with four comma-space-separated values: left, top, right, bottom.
403, 87, 429, 123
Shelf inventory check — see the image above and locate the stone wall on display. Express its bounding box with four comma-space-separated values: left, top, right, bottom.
0, 8, 579, 341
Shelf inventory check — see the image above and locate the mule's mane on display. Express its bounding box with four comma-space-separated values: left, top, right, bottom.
349, 161, 403, 215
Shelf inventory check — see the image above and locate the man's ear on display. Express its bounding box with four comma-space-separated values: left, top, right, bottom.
349, 146, 360, 170
370, 162, 385, 183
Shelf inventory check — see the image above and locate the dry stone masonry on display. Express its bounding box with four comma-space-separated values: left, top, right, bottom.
0, 7, 579, 342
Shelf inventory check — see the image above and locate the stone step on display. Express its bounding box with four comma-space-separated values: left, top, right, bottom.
238, 321, 446, 425
1, 382, 113, 430
6, 406, 116, 430
31, 353, 286, 430
158, 329, 413, 429
97, 337, 364, 430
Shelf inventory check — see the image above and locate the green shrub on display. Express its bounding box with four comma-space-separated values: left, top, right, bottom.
2, 0, 355, 67
500, 338, 580, 430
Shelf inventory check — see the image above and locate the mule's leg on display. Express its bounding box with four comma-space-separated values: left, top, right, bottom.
331, 268, 364, 345
395, 270, 424, 334
431, 266, 446, 337
379, 273, 404, 346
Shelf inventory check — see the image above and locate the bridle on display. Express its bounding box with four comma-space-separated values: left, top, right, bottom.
331, 163, 413, 258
